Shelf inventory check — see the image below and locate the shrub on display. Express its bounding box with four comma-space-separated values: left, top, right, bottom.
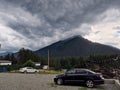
23, 60, 35, 67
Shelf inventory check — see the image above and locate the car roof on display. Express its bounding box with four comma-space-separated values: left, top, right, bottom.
74, 68, 89, 70
73, 68, 96, 73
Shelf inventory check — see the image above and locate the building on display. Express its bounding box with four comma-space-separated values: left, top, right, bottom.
34, 62, 41, 69
0, 60, 12, 66
43, 65, 48, 70
35, 62, 41, 67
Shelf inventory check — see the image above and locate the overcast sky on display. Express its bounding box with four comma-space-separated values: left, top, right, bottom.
0, 0, 120, 53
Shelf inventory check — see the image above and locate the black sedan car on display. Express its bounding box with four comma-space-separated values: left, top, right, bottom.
54, 69, 104, 88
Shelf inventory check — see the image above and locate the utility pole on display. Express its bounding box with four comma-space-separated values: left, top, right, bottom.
48, 50, 50, 70
0, 44, 1, 60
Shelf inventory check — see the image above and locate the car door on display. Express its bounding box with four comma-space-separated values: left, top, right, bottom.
27, 67, 33, 72
75, 70, 88, 83
64, 69, 76, 83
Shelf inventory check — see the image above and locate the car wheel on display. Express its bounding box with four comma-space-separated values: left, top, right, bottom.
24, 71, 27, 73
57, 78, 63, 85
35, 71, 37, 73
86, 80, 94, 88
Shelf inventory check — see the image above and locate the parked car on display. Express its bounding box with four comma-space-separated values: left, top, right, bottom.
54, 69, 104, 88
19, 67, 39, 73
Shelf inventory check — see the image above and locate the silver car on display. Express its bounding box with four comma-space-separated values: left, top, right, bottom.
19, 67, 39, 73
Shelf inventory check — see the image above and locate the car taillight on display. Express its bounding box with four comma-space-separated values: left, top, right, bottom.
100, 75, 104, 79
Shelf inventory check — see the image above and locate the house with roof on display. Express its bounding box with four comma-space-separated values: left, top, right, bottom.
0, 60, 12, 66
34, 62, 41, 69
35, 62, 41, 67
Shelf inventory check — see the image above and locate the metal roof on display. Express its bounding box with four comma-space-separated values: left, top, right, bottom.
0, 60, 12, 63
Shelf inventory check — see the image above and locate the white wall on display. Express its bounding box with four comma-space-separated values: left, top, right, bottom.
0, 63, 12, 65
43, 65, 48, 70
35, 63, 41, 66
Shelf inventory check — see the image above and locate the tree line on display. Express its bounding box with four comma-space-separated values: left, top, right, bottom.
0, 48, 120, 72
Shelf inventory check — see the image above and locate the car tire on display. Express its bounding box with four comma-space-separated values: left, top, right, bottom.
86, 80, 94, 88
57, 78, 63, 85
24, 71, 27, 74
35, 71, 37, 73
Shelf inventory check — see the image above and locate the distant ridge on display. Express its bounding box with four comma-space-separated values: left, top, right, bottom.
35, 35, 120, 57
0, 52, 12, 56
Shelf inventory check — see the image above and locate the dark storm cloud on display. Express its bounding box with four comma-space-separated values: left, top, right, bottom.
1, 0, 120, 52
6, 0, 120, 37
4, 0, 117, 38
2, 0, 120, 39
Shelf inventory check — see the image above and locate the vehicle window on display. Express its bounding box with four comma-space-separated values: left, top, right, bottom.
86, 70, 96, 74
76, 70, 87, 74
87, 71, 93, 74
27, 67, 32, 69
66, 69, 75, 74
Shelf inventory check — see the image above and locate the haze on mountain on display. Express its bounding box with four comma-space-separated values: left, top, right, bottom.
35, 36, 120, 57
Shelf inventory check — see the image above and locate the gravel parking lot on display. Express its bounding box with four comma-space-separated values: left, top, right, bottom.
0, 73, 119, 90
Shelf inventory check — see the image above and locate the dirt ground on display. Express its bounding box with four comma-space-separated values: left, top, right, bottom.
0, 73, 119, 90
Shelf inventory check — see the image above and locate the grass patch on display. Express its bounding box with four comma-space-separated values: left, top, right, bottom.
39, 70, 63, 74
10, 70, 19, 73
78, 87, 87, 90
9, 69, 63, 74
97, 87, 106, 90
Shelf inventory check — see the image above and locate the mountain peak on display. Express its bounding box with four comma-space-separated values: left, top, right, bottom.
35, 36, 120, 57
72, 35, 83, 38
66, 35, 83, 40
61, 35, 86, 44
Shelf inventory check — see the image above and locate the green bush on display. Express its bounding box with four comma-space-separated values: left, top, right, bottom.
23, 60, 35, 67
